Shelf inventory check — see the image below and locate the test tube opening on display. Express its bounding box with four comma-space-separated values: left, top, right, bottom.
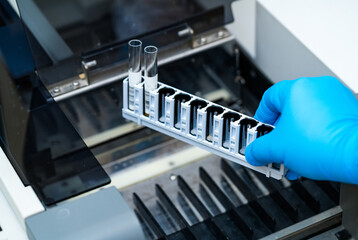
144, 46, 158, 78
222, 112, 241, 148
128, 39, 142, 110
144, 46, 158, 116
158, 88, 175, 123
190, 100, 208, 136
238, 118, 258, 155
129, 40, 142, 73
174, 94, 191, 129
205, 106, 224, 142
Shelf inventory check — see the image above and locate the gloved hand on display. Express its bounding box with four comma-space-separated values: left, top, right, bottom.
245, 76, 358, 184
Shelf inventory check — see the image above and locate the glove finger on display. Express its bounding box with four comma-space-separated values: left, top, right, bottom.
245, 131, 282, 166
286, 171, 301, 180
254, 80, 292, 124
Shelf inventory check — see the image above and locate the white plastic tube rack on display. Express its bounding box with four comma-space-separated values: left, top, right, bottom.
122, 78, 285, 179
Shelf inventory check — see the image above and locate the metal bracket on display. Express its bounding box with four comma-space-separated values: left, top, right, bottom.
192, 28, 231, 48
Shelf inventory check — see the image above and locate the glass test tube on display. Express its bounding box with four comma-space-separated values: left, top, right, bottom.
144, 46, 158, 115
128, 40, 142, 110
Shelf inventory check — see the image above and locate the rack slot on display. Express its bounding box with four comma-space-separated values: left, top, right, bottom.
122, 78, 286, 179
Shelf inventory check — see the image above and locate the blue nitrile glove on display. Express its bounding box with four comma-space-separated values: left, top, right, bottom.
245, 76, 358, 184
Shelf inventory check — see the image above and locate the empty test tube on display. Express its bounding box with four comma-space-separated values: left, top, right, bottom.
144, 46, 158, 115
128, 40, 142, 110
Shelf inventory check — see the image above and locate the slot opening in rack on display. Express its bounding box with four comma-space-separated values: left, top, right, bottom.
190, 100, 208, 136
174, 93, 191, 129
257, 125, 274, 138
239, 118, 258, 155
158, 88, 175, 122
222, 112, 241, 149
205, 106, 224, 142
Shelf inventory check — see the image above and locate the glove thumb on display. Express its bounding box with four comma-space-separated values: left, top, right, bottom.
245, 131, 282, 166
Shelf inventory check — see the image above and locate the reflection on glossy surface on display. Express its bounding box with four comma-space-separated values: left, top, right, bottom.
0, 61, 110, 205
29, 0, 230, 54
15, 0, 234, 87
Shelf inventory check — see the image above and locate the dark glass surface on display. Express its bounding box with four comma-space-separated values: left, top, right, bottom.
0, 1, 110, 205
28, 0, 234, 55
0, 63, 110, 205
0, 0, 35, 78
15, 0, 234, 86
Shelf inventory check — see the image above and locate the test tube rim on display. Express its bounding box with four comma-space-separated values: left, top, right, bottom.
144, 45, 158, 54
129, 39, 142, 48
